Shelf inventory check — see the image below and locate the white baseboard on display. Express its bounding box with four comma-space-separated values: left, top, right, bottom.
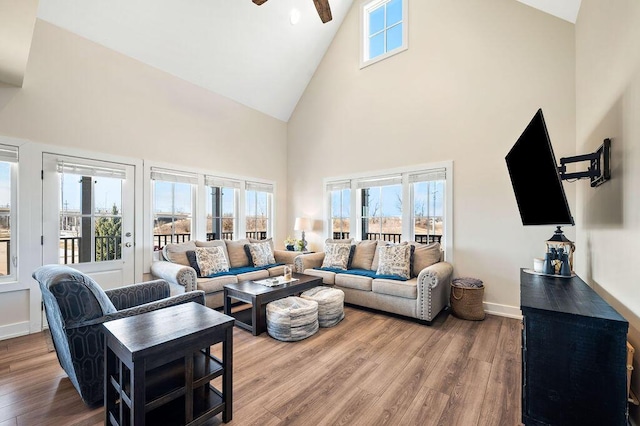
483, 302, 522, 320
0, 321, 30, 341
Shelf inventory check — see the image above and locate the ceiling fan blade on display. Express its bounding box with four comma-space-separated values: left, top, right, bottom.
313, 0, 332, 23
252, 0, 268, 5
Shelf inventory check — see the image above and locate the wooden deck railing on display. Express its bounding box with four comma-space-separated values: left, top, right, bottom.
0, 238, 9, 275
56, 231, 273, 264
153, 231, 267, 250
332, 232, 442, 244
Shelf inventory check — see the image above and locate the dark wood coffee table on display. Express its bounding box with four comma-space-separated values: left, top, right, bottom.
223, 272, 323, 336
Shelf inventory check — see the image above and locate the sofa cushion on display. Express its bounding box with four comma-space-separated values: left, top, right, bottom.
194, 246, 229, 276
249, 237, 275, 251
196, 274, 238, 294
236, 269, 270, 281
303, 268, 336, 285
410, 242, 441, 277
267, 264, 286, 276
372, 277, 418, 299
350, 240, 378, 270
315, 267, 408, 281
163, 240, 197, 266
195, 240, 230, 264
325, 237, 354, 244
370, 240, 390, 271
335, 273, 373, 291
225, 239, 251, 268
376, 244, 413, 280
185, 251, 203, 276
321, 242, 352, 270
245, 240, 276, 267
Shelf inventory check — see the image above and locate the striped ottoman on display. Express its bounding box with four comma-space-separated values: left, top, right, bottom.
301, 286, 345, 328
266, 296, 319, 341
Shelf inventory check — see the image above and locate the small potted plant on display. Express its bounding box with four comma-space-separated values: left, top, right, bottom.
284, 236, 296, 251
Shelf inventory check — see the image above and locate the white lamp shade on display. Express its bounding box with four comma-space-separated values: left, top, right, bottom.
294, 217, 311, 231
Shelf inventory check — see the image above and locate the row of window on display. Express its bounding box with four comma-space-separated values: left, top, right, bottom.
0, 141, 450, 281
327, 167, 448, 248
150, 169, 273, 250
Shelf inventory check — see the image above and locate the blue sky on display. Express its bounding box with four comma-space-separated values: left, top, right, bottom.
61, 174, 122, 212
153, 181, 190, 214
331, 181, 445, 218
0, 163, 10, 207
369, 0, 402, 58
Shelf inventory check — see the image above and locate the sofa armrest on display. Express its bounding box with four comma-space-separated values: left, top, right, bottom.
105, 279, 171, 310
416, 261, 454, 322
294, 252, 325, 273
274, 250, 300, 264
150, 261, 198, 293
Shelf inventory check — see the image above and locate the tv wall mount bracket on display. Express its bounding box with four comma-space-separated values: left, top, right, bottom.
558, 138, 611, 187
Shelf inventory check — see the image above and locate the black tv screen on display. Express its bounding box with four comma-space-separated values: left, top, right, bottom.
506, 109, 574, 226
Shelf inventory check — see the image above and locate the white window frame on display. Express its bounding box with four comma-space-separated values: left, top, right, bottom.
245, 181, 274, 240
205, 176, 241, 241
360, 0, 409, 69
0, 144, 18, 283
150, 167, 198, 250
324, 161, 453, 262
327, 181, 351, 239
143, 162, 276, 271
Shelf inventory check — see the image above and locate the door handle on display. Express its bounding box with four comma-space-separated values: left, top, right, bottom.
125, 242, 132, 248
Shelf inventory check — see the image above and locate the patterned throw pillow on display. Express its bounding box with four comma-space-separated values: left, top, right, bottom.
195, 246, 229, 276
321, 242, 352, 270
246, 241, 276, 267
376, 244, 413, 279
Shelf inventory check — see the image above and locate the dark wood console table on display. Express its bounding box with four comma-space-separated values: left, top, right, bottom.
102, 302, 234, 425
520, 269, 628, 425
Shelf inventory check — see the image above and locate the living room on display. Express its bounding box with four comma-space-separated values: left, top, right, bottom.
0, 0, 639, 424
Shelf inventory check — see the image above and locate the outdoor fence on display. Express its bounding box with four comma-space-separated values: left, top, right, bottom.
332, 232, 442, 244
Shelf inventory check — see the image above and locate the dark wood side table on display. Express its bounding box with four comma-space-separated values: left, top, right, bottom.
520, 269, 628, 425
102, 302, 234, 425
224, 272, 322, 336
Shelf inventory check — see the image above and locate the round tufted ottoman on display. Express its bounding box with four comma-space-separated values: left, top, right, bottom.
266, 296, 319, 341
301, 286, 345, 328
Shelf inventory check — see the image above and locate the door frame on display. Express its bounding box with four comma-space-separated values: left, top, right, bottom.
28, 143, 143, 332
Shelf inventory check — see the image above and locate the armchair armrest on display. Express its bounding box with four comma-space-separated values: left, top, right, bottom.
150, 261, 198, 292
294, 252, 325, 273
105, 279, 170, 310
416, 261, 454, 322
273, 249, 300, 264
66, 291, 206, 329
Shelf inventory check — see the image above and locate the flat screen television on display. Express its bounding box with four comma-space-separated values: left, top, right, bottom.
505, 109, 574, 226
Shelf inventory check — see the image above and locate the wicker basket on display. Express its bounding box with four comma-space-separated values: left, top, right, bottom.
450, 278, 485, 321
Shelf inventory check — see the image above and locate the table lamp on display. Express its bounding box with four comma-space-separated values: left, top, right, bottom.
294, 217, 311, 251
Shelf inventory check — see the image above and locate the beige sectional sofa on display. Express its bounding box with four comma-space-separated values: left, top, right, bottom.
150, 239, 300, 309
294, 240, 453, 324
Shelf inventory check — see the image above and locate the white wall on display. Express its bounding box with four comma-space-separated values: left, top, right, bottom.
575, 1, 640, 420
0, 20, 288, 339
287, 0, 576, 316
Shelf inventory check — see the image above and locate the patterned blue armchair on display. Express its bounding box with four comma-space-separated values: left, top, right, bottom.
33, 265, 206, 406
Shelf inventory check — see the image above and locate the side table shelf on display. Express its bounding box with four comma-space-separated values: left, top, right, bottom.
103, 302, 234, 426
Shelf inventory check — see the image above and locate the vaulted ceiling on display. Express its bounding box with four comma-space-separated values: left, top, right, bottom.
1, 0, 582, 122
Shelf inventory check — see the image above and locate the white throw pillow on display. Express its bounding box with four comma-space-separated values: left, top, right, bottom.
195, 246, 229, 276
321, 242, 352, 270
376, 244, 412, 279
246, 241, 276, 267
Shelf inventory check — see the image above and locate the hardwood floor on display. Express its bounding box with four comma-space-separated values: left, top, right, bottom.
0, 307, 522, 425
